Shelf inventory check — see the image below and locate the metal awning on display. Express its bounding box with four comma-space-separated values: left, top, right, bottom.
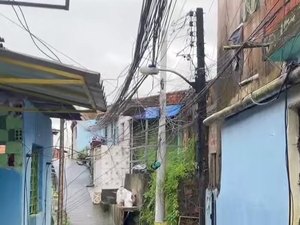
0, 48, 107, 114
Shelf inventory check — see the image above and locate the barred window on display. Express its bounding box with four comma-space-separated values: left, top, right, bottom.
29, 146, 42, 215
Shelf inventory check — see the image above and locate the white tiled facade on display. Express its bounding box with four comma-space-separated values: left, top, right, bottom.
92, 116, 131, 200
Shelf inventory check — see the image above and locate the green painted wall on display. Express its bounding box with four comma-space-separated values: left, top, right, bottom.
0, 113, 23, 168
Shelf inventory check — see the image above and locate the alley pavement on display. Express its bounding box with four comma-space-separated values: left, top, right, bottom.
54, 159, 113, 225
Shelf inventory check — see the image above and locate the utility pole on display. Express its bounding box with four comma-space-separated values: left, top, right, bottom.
154, 29, 167, 225
195, 8, 207, 225
57, 119, 65, 225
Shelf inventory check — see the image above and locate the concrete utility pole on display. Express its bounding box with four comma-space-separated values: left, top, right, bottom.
154, 29, 167, 225
195, 8, 208, 225
57, 119, 65, 225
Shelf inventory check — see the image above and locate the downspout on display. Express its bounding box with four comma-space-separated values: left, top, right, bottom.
204, 67, 300, 125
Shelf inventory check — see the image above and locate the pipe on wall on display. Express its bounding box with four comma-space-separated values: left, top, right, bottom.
204, 67, 300, 125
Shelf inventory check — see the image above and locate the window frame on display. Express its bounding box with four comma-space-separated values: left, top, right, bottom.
29, 145, 42, 215
120, 122, 125, 142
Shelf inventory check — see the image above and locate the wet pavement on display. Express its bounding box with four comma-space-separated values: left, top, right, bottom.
55, 159, 113, 225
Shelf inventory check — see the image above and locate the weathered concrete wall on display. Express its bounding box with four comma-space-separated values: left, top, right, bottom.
89, 116, 132, 203
94, 145, 130, 191
111, 204, 123, 225
124, 173, 148, 207
109, 174, 148, 225
208, 122, 221, 190
216, 0, 300, 110
178, 177, 200, 225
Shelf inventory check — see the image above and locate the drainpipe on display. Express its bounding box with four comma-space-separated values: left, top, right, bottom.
204, 67, 300, 125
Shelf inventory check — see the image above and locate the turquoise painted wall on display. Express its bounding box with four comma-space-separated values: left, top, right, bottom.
217, 99, 289, 225
76, 120, 103, 150
0, 102, 52, 225
75, 119, 124, 150
0, 168, 23, 225
0, 112, 24, 225
23, 106, 52, 225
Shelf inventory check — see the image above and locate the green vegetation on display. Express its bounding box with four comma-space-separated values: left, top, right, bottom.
51, 191, 71, 225
77, 147, 89, 161
140, 139, 196, 225
64, 214, 71, 225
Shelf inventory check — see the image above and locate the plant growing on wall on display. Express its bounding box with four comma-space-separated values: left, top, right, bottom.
77, 147, 89, 161
140, 138, 196, 225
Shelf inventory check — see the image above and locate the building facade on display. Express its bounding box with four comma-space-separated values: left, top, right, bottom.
205, 1, 300, 225
0, 101, 53, 225
71, 90, 195, 205
92, 115, 132, 204
0, 47, 106, 225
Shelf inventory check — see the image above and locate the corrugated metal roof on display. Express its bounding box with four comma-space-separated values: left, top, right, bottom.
0, 48, 107, 113
0, 90, 82, 120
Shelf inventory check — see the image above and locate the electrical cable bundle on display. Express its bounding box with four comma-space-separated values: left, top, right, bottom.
101, 0, 176, 125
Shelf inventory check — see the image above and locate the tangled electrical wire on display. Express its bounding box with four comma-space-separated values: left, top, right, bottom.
101, 0, 177, 125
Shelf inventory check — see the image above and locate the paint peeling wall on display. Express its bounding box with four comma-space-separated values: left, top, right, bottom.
216, 0, 300, 110
214, 1, 300, 224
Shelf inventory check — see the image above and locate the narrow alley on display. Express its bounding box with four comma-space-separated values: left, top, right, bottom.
54, 159, 113, 225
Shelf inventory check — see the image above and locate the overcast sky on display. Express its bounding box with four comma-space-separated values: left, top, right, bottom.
0, 0, 217, 128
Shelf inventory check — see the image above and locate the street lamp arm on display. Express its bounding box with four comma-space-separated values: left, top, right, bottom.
140, 66, 196, 89
158, 68, 196, 89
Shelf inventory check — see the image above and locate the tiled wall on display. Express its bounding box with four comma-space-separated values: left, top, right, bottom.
0, 113, 23, 168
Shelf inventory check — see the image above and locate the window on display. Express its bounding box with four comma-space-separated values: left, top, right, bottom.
111, 123, 115, 145
104, 126, 108, 143
120, 123, 125, 142
115, 123, 119, 144
110, 121, 118, 145
113, 122, 119, 145
29, 146, 42, 215
228, 24, 243, 71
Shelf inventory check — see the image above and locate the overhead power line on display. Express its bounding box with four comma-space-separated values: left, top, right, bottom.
103, 0, 176, 124
10, 1, 62, 62
0, 11, 88, 69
